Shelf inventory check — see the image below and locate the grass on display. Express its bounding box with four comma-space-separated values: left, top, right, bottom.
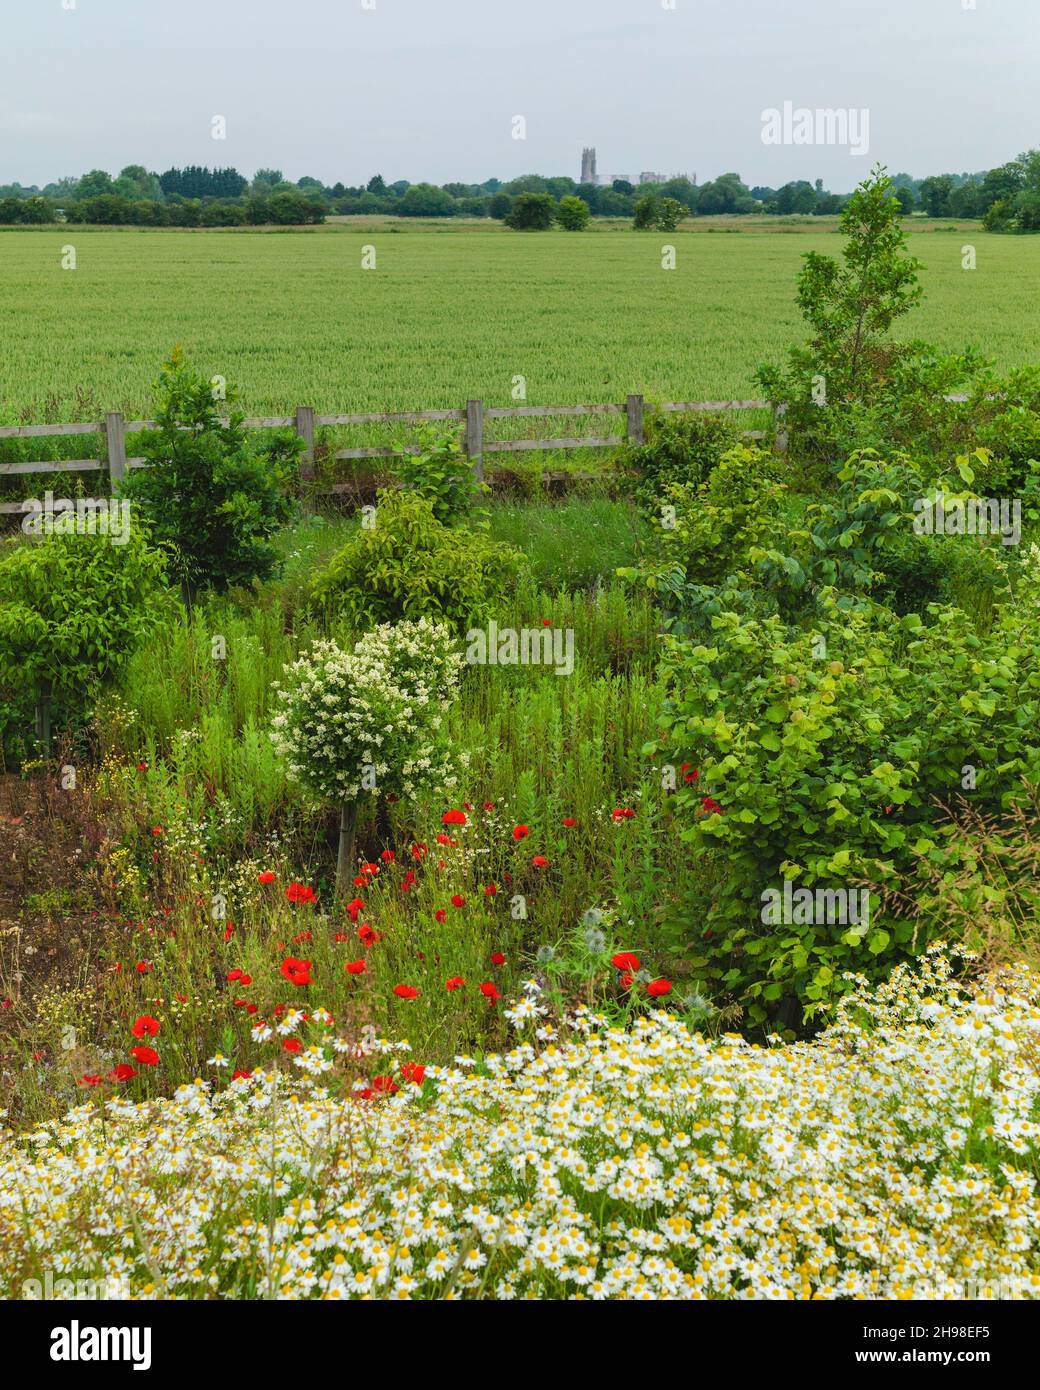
2, 222, 1039, 423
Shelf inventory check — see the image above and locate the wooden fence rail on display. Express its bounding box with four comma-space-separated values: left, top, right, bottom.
0, 395, 779, 514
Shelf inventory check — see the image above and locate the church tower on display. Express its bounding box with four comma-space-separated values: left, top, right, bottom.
580, 147, 597, 185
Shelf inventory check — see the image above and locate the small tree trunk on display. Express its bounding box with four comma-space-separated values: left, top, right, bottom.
34, 677, 52, 758
336, 799, 359, 898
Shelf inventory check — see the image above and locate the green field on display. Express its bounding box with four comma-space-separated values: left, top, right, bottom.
2, 219, 1039, 420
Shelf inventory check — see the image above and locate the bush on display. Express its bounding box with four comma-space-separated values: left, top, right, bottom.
0, 525, 169, 752
556, 196, 590, 231
626, 409, 739, 514
391, 429, 484, 523
505, 193, 555, 231
310, 489, 526, 632
118, 350, 299, 604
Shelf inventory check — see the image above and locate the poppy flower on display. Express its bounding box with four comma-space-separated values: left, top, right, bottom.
345, 959, 366, 976
450, 894, 466, 909
135, 961, 152, 974
700, 797, 722, 816
479, 982, 501, 1001
227, 968, 244, 982
401, 1062, 425, 1086
358, 923, 379, 945
293, 930, 312, 944
285, 883, 316, 905
612, 808, 635, 821
445, 976, 465, 990
78, 1074, 103, 1087
619, 971, 634, 991
108, 1063, 137, 1082
531, 855, 550, 868
371, 1075, 399, 1095
611, 952, 640, 972
482, 800, 494, 811
512, 825, 529, 841
346, 897, 365, 919
151, 827, 162, 837
283, 1038, 302, 1054
232, 1069, 252, 1080
434, 909, 447, 924
394, 984, 419, 999
257, 871, 276, 884
680, 763, 699, 784
362, 863, 380, 876
130, 1045, 159, 1066
436, 833, 456, 847
411, 843, 428, 859
131, 1015, 161, 1039
442, 809, 467, 826
562, 817, 576, 827
380, 849, 396, 863
280, 957, 312, 987
353, 876, 367, 888
136, 762, 147, 772
224, 923, 234, 942
491, 952, 506, 965
647, 978, 672, 998
484, 884, 497, 896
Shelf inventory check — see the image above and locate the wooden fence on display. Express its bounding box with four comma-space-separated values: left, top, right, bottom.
0, 395, 782, 514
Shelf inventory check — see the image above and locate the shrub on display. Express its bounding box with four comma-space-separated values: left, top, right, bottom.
505, 193, 554, 231
0, 526, 169, 753
391, 428, 484, 523
118, 350, 298, 604
626, 409, 739, 514
310, 489, 526, 632
555, 196, 591, 231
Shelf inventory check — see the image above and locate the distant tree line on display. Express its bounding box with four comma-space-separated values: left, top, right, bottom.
2, 150, 1040, 230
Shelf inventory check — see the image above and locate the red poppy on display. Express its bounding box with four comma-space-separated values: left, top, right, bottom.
334, 931, 349, 943
358, 923, 380, 945
436, 833, 456, 847
485, 884, 497, 896
130, 1045, 159, 1066
135, 961, 152, 974
283, 1038, 302, 1054
411, 843, 428, 859
479, 982, 501, 1001
394, 984, 419, 999
285, 883, 316, 905
483, 800, 494, 811
442, 809, 467, 826
362, 863, 380, 876
353, 876, 367, 888
257, 871, 276, 884
136, 762, 147, 772
78, 1073, 103, 1087
232, 1069, 252, 1080
491, 952, 506, 966
380, 849, 396, 863
345, 959, 367, 976
612, 808, 635, 821
131, 1015, 161, 1039
700, 797, 722, 816
445, 976, 465, 990
647, 978, 672, 998
619, 971, 634, 991
450, 894, 466, 908
151, 827, 162, 837
280, 957, 312, 987
531, 855, 550, 868
562, 817, 576, 827
293, 930, 312, 944
680, 763, 699, 784
401, 1062, 426, 1086
371, 1075, 400, 1095
612, 952, 640, 972
346, 897, 365, 918
108, 1063, 137, 1082
512, 825, 529, 841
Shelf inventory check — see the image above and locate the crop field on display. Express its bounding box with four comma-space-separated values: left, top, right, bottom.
2, 220, 1040, 420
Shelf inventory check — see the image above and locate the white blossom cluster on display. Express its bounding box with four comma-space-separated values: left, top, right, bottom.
269, 617, 465, 803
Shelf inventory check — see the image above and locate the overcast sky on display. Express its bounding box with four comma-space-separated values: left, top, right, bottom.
1, 0, 1036, 189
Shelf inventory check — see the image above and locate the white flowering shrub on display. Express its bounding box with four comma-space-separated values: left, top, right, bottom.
4, 949, 1039, 1300
269, 617, 464, 803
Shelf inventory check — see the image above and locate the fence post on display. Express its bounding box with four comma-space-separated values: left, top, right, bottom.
105, 411, 126, 492
772, 402, 788, 456
626, 393, 645, 447
295, 405, 316, 484
465, 399, 484, 484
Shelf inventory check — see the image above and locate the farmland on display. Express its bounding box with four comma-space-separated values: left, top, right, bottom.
2, 219, 1040, 420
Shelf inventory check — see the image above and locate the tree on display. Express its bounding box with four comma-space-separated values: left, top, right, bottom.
270, 619, 464, 894
252, 168, 284, 188
919, 175, 954, 217
504, 192, 554, 230
488, 192, 512, 220
555, 195, 590, 231
612, 179, 634, 195
367, 174, 386, 194
633, 192, 658, 229
74, 169, 114, 200
655, 197, 686, 231
398, 182, 457, 217
118, 351, 298, 606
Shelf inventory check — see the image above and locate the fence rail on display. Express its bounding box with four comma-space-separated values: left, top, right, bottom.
0, 395, 779, 514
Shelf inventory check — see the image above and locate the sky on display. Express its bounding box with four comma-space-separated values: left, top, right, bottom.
0, 0, 1037, 190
